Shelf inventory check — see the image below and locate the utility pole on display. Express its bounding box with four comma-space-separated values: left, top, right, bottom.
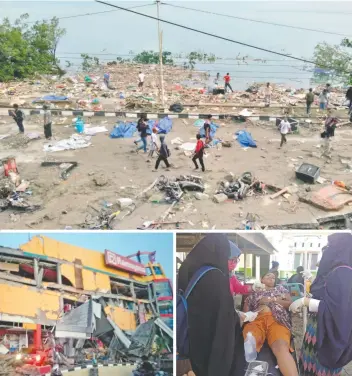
156, 0, 165, 109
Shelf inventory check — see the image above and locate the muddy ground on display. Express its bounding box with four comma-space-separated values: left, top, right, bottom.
0, 115, 352, 230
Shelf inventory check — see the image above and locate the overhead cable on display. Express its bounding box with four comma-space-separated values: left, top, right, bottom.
161, 2, 351, 38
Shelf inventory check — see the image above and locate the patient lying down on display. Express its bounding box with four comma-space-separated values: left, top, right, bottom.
243, 272, 298, 376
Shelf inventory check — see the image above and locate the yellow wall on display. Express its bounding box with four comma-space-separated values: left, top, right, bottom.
0, 282, 60, 321
104, 306, 136, 331
20, 236, 148, 286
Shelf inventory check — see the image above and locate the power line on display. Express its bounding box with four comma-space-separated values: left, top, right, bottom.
25, 3, 154, 24
161, 2, 352, 38
95, 0, 348, 76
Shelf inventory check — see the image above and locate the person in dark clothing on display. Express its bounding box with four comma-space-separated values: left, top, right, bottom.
306, 88, 315, 116
203, 115, 212, 145
10, 104, 24, 133
192, 134, 205, 172
288, 266, 304, 285
139, 355, 154, 374
177, 234, 246, 376
153, 135, 170, 171
346, 86, 352, 114
136, 115, 148, 153
269, 261, 280, 285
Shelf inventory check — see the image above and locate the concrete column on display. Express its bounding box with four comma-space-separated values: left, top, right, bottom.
34, 324, 42, 350
255, 256, 260, 281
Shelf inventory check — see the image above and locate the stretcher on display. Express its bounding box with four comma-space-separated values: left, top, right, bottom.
241, 284, 302, 376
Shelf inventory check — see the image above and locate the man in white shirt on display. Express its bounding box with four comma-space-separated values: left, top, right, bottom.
264, 82, 272, 107
138, 72, 145, 89
279, 117, 291, 148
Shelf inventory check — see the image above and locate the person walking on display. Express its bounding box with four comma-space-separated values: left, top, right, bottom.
10, 104, 24, 133
264, 82, 272, 107
321, 112, 338, 158
345, 86, 352, 114
192, 134, 205, 172
289, 233, 352, 376
306, 88, 315, 116
148, 128, 158, 158
43, 104, 52, 140
153, 135, 170, 171
138, 71, 145, 89
223, 73, 233, 93
279, 117, 291, 149
177, 234, 246, 376
136, 115, 148, 153
203, 114, 212, 145
319, 89, 328, 111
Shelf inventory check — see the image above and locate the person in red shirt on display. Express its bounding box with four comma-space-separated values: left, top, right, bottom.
192, 134, 205, 172
228, 241, 265, 295
224, 72, 233, 93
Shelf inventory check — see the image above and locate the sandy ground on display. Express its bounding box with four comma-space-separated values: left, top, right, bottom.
0, 115, 352, 230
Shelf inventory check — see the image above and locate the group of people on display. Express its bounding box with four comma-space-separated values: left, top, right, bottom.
10, 103, 53, 140
177, 233, 352, 376
134, 114, 211, 173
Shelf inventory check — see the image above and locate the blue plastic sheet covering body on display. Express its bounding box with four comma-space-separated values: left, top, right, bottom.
110, 122, 137, 138
199, 122, 219, 139
235, 130, 257, 148
33, 95, 68, 102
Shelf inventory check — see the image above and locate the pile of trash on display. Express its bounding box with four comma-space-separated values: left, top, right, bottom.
155, 175, 204, 202
215, 172, 265, 201
125, 95, 159, 111
0, 157, 39, 213
0, 134, 32, 150
0, 355, 19, 376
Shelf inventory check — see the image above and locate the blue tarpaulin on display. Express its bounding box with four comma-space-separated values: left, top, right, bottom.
199, 122, 219, 139
235, 130, 257, 148
33, 95, 69, 102
146, 117, 173, 135
110, 122, 137, 138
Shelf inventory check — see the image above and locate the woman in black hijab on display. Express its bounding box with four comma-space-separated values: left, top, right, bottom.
178, 234, 246, 376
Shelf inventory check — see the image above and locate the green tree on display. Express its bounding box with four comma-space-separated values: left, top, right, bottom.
185, 51, 217, 70
80, 54, 100, 72
0, 14, 66, 82
133, 50, 174, 65
313, 41, 352, 84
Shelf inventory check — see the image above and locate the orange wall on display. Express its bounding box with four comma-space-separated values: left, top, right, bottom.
0, 282, 60, 321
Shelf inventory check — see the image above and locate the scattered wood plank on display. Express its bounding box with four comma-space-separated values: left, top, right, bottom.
270, 187, 289, 199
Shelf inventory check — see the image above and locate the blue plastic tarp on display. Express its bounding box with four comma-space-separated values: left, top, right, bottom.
33, 95, 68, 102
145, 118, 173, 135
235, 130, 257, 148
110, 122, 137, 138
199, 122, 219, 139
157, 117, 173, 134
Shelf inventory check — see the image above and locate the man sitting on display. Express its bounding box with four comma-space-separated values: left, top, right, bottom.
243, 272, 298, 376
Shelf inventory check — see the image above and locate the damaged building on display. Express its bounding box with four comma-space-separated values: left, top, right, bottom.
0, 236, 173, 371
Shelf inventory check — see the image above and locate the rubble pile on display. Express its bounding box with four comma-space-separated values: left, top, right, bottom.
0, 355, 18, 376
0, 134, 32, 149
2, 63, 347, 114
155, 175, 204, 202
215, 172, 265, 201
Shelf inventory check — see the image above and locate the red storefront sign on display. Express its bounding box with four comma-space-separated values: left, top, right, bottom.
104, 250, 146, 275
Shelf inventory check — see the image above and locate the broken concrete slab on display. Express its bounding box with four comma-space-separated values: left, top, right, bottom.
213, 193, 228, 203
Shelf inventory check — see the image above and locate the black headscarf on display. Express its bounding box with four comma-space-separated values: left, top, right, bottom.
311, 233, 352, 369
178, 234, 245, 376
